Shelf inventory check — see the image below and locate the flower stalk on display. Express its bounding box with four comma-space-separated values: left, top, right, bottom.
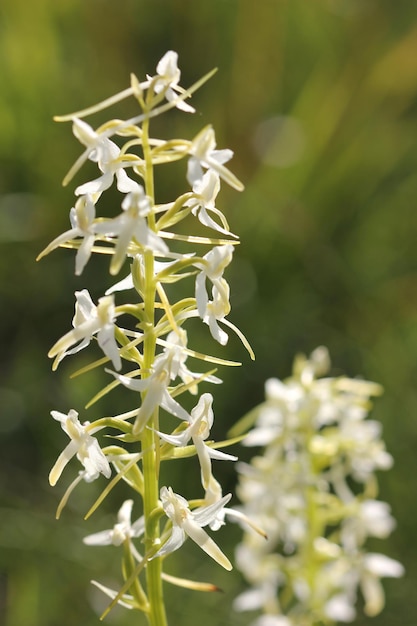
40, 51, 253, 625
233, 347, 403, 626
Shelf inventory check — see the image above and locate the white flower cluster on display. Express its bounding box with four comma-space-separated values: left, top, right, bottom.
40, 52, 253, 621
234, 347, 403, 625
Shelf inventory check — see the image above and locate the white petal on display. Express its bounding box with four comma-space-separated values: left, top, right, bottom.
156, 50, 179, 80
75, 234, 95, 275
75, 171, 113, 195
206, 446, 237, 463
192, 493, 232, 526
83, 529, 115, 546
361, 575, 385, 617
182, 517, 232, 570
325, 594, 356, 622
154, 427, 192, 447
364, 553, 404, 578
107, 369, 149, 392
105, 274, 134, 294
157, 525, 185, 557
195, 272, 208, 318
160, 391, 191, 422
97, 325, 121, 370
83, 439, 111, 479
207, 315, 229, 345
233, 588, 265, 612
49, 440, 78, 486
91, 580, 135, 610
187, 158, 204, 185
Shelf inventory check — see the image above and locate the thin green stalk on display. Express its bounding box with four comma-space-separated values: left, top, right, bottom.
140, 112, 168, 626
303, 421, 325, 626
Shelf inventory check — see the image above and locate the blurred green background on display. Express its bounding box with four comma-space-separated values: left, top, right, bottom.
1, 0, 416, 624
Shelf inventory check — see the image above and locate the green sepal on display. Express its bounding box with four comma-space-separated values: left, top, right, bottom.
160, 435, 243, 461
85, 379, 120, 409
169, 368, 219, 399
87, 417, 133, 434
155, 192, 193, 231
70, 356, 109, 379
159, 230, 240, 247
155, 256, 198, 282
161, 571, 222, 593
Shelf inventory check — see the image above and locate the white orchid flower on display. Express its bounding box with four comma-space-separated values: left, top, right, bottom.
107, 353, 191, 435
94, 186, 168, 274
48, 289, 122, 370
203, 279, 231, 345
142, 50, 195, 113
37, 195, 98, 275
49, 409, 111, 486
341, 500, 396, 553
158, 330, 222, 394
158, 486, 232, 570
185, 170, 238, 238
156, 393, 236, 490
90, 328, 221, 431
71, 118, 138, 195
83, 499, 144, 549
187, 125, 243, 190
195, 244, 233, 345
195, 244, 233, 315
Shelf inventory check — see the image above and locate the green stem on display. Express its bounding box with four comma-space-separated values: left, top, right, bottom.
302, 419, 328, 626
140, 113, 168, 626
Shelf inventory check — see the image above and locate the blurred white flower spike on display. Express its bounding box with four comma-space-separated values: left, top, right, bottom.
233, 347, 403, 626
41, 51, 250, 626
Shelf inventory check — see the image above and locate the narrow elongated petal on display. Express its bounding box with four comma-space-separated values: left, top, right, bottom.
195, 272, 208, 318
83, 529, 115, 546
36, 227, 79, 261
106, 370, 149, 392
49, 440, 78, 486
192, 493, 232, 526
48, 319, 99, 358
158, 525, 185, 557
75, 234, 96, 275
91, 580, 136, 610
160, 391, 191, 422
97, 325, 122, 370
155, 427, 192, 447
182, 517, 232, 570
